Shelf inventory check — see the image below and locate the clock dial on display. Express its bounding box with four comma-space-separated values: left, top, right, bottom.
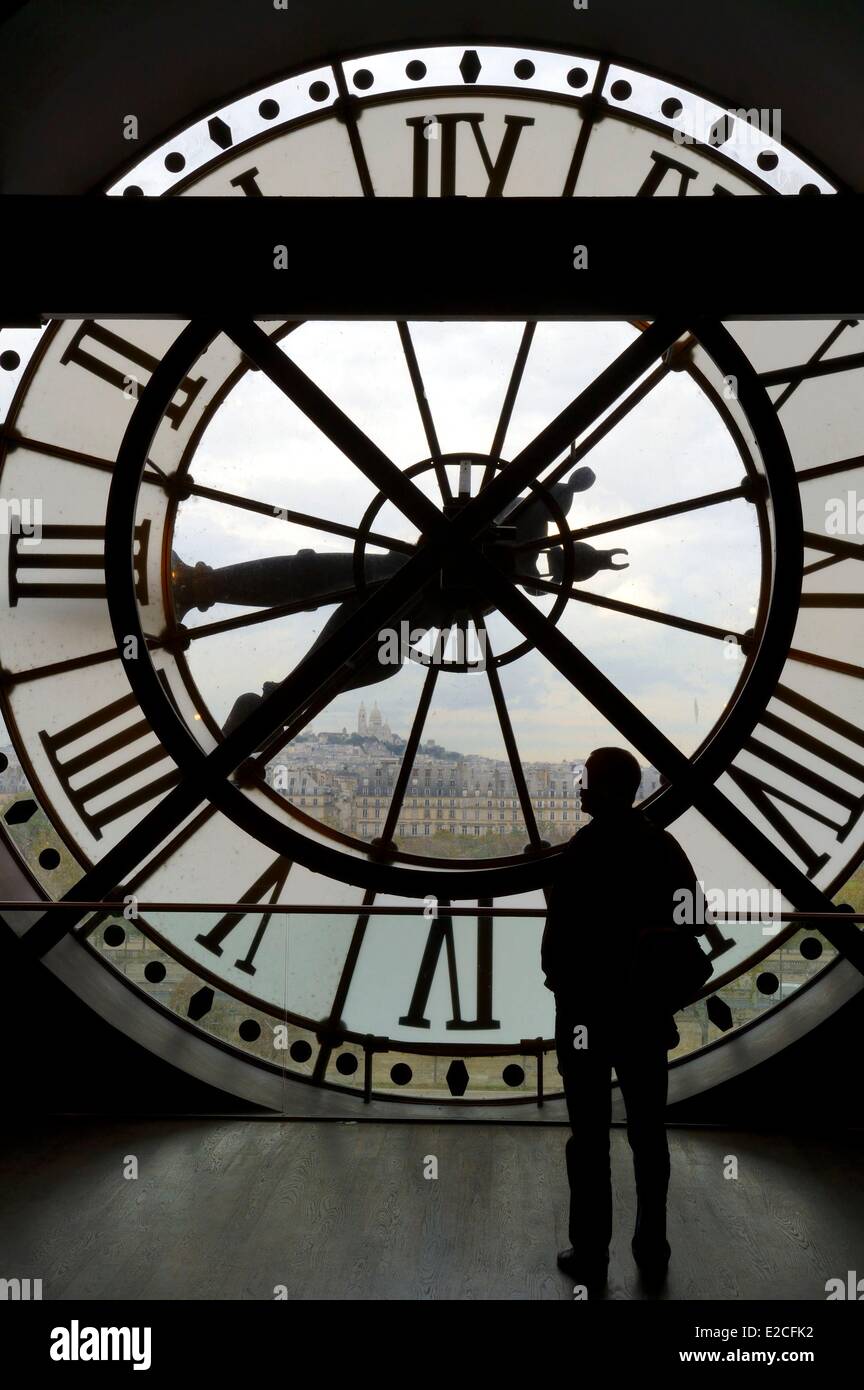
0, 45, 859, 1106
102, 46, 835, 201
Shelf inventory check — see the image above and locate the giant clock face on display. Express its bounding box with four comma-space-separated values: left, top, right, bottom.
0, 44, 860, 1107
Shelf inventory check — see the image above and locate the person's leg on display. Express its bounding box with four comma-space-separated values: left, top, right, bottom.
555, 1009, 613, 1262
615, 1035, 671, 1267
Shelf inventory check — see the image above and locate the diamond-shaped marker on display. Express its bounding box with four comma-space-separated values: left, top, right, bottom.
446, 1059, 469, 1097
4, 798, 37, 824
188, 986, 215, 1021
459, 50, 482, 84
706, 995, 733, 1031
208, 116, 233, 150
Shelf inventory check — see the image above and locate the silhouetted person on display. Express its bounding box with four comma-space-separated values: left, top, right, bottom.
541, 747, 702, 1292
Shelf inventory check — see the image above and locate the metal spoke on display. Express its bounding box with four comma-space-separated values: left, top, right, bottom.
770, 321, 854, 411
0, 437, 416, 562
473, 611, 542, 847
761, 346, 864, 389
184, 580, 388, 643
396, 321, 453, 505
2, 640, 158, 686
500, 360, 670, 529
380, 641, 447, 846
561, 59, 609, 196
802, 529, 864, 577
224, 320, 450, 542
789, 646, 864, 683
499, 574, 720, 876
802, 556, 839, 577
796, 454, 864, 484
463, 321, 686, 537
189, 480, 416, 555
333, 60, 375, 196
512, 570, 745, 644
801, 593, 864, 609
511, 482, 750, 555
482, 321, 537, 489
0, 429, 166, 487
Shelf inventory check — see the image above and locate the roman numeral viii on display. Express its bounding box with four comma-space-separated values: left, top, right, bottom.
39, 691, 180, 839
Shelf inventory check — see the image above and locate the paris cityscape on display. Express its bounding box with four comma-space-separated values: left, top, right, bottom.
264, 699, 663, 847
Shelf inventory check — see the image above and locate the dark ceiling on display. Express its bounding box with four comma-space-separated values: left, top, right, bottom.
0, 0, 861, 193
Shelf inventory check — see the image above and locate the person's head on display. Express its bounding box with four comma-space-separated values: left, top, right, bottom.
580, 747, 641, 818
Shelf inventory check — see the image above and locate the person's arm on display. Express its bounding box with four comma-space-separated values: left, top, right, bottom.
667, 838, 704, 933
541, 833, 582, 992
651, 834, 714, 1014
631, 832, 708, 1027
540, 889, 557, 992
632, 832, 700, 941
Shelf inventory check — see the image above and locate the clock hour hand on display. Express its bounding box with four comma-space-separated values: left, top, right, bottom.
170, 547, 408, 620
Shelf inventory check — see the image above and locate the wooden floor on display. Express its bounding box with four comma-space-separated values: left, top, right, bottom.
1, 1119, 861, 1300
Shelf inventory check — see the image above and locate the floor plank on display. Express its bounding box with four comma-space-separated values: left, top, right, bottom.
0, 1120, 861, 1300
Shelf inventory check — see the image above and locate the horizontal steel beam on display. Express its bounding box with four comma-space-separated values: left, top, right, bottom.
0, 194, 861, 320
0, 901, 859, 920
